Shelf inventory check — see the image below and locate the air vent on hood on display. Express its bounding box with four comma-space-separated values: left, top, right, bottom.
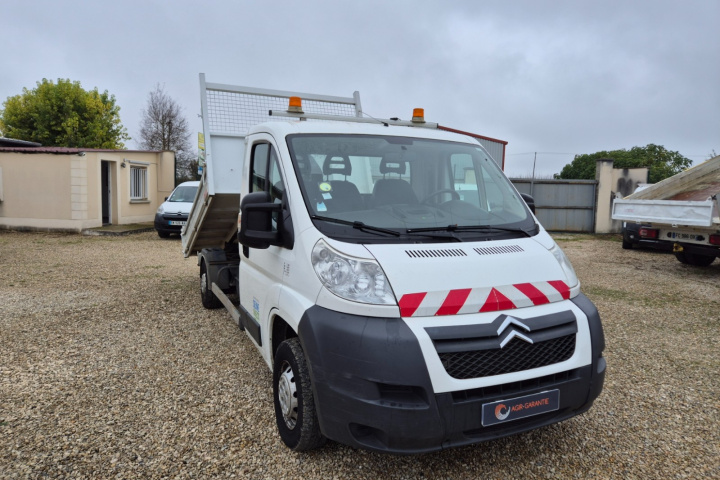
405, 248, 467, 258
474, 245, 524, 256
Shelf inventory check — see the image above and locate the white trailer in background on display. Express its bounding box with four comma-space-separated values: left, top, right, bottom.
612, 155, 720, 266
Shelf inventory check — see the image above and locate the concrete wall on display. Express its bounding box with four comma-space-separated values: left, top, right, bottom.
0, 150, 175, 232
594, 159, 648, 233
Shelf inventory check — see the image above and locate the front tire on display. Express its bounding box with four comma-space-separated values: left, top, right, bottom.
675, 251, 716, 266
273, 338, 326, 451
200, 260, 222, 309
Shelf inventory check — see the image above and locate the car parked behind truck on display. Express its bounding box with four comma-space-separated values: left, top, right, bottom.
154, 181, 200, 238
182, 75, 606, 453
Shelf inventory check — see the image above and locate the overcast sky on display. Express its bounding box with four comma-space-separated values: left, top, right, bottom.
1, 0, 718, 176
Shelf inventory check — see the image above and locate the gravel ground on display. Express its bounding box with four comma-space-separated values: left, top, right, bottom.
0, 231, 718, 479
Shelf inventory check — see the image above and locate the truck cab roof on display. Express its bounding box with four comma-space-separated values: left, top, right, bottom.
248, 120, 481, 145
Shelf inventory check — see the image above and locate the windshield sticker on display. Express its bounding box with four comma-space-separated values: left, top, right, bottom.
317, 202, 327, 212
319, 182, 332, 192
322, 192, 332, 200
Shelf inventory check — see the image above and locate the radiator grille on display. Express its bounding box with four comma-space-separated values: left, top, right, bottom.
439, 334, 576, 379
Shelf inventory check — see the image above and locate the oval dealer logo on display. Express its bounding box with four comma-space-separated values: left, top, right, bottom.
495, 403, 511, 421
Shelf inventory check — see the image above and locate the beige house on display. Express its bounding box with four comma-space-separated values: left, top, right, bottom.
0, 141, 175, 232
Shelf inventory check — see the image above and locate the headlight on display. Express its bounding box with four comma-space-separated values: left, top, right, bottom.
550, 243, 579, 288
156, 205, 165, 214
311, 239, 396, 305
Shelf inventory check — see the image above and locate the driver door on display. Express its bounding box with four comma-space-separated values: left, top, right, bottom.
239, 138, 289, 353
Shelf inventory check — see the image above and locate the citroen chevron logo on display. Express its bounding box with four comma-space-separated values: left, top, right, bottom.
497, 316, 533, 348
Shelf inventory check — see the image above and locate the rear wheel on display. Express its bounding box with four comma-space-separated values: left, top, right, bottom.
621, 229, 633, 249
674, 251, 716, 267
273, 338, 325, 451
200, 260, 222, 309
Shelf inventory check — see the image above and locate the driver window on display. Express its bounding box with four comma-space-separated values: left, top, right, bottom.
250, 142, 285, 231
251, 144, 269, 193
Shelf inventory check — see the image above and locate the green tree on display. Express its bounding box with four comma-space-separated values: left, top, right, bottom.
0, 78, 130, 148
557, 144, 693, 183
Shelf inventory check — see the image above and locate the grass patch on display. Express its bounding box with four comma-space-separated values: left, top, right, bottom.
592, 234, 623, 242
86, 223, 153, 233
582, 285, 633, 302
551, 233, 623, 243
552, 235, 588, 243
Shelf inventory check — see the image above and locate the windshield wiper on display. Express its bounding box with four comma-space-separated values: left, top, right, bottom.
407, 224, 533, 237
403, 228, 463, 242
310, 215, 401, 236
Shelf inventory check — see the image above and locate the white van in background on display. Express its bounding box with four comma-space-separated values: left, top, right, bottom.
154, 181, 199, 238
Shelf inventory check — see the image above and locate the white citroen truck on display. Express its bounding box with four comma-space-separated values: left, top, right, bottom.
182, 74, 606, 453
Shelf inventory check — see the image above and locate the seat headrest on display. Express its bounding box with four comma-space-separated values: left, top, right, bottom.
379, 157, 407, 175
323, 155, 352, 177
296, 155, 311, 174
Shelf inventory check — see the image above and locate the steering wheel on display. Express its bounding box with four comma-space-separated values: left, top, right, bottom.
423, 189, 461, 203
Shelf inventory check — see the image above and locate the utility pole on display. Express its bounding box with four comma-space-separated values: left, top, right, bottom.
530, 152, 537, 196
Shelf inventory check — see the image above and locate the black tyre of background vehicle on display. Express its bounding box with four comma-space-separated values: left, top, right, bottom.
200, 260, 222, 309
622, 232, 633, 250
157, 230, 171, 239
674, 251, 716, 267
273, 338, 326, 451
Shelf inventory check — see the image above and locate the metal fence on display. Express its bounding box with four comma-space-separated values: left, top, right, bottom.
511, 179, 598, 232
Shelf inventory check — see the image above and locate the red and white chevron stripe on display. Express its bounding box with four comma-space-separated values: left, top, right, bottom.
398, 280, 571, 317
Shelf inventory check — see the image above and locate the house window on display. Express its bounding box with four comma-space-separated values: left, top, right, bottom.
130, 165, 148, 201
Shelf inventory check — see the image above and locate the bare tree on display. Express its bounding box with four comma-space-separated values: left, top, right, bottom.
139, 84, 197, 182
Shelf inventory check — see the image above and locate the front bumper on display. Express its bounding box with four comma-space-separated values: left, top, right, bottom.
624, 225, 672, 251
154, 213, 188, 234
672, 240, 720, 258
297, 294, 605, 454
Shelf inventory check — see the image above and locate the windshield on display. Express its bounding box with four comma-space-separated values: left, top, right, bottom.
167, 185, 198, 203
287, 134, 536, 242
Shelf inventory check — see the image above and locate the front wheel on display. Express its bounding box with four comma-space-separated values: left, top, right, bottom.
675, 251, 716, 267
273, 338, 326, 451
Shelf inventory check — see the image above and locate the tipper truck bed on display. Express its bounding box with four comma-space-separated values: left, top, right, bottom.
612, 155, 720, 266
182, 75, 364, 257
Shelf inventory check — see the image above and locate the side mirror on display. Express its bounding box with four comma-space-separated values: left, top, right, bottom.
238, 191, 282, 249
521, 193, 536, 215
